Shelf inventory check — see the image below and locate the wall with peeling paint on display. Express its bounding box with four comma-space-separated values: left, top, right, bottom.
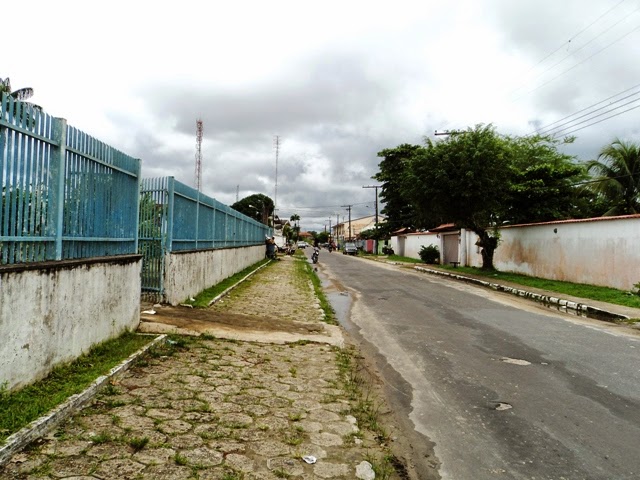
393, 216, 640, 291
463, 216, 640, 291
0, 256, 142, 392
163, 245, 265, 305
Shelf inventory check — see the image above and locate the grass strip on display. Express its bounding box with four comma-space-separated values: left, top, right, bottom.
334, 345, 404, 479
433, 265, 640, 309
0, 331, 154, 444
294, 250, 338, 325
385, 254, 424, 264
295, 255, 337, 325
186, 258, 271, 308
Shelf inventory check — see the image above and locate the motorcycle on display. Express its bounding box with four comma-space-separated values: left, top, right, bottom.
311, 246, 319, 264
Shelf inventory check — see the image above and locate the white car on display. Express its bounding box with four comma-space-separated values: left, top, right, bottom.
342, 242, 358, 255
297, 241, 308, 248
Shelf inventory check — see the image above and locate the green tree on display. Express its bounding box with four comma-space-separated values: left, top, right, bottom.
586, 139, 640, 215
506, 135, 586, 224
374, 144, 424, 232
283, 223, 293, 243
290, 213, 300, 242
405, 125, 512, 269
231, 194, 274, 224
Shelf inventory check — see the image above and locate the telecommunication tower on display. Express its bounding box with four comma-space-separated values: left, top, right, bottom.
195, 119, 203, 192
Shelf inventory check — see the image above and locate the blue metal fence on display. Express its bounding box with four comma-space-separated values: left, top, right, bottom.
1, 93, 141, 264
139, 177, 269, 295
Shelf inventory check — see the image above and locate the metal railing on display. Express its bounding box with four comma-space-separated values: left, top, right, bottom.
1, 93, 140, 264
139, 177, 269, 295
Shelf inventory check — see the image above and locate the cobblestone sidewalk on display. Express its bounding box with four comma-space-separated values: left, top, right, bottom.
0, 256, 399, 479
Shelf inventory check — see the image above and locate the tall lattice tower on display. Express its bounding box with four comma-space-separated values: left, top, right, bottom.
195, 119, 203, 191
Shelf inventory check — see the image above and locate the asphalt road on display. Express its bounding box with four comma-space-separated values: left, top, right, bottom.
315, 250, 640, 480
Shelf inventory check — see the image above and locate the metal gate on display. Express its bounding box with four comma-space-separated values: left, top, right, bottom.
139, 178, 169, 301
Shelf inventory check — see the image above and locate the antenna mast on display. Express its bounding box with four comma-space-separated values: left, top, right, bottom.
195, 119, 203, 191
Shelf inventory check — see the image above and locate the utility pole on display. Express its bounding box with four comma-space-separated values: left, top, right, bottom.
434, 129, 465, 136
273, 135, 280, 228
363, 185, 381, 254
341, 204, 352, 241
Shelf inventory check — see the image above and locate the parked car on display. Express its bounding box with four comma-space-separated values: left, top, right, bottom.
343, 242, 358, 255
297, 241, 308, 249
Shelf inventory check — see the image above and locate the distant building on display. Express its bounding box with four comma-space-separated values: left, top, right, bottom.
332, 215, 385, 243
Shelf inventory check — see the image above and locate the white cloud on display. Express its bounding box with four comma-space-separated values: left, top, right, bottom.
5, 0, 639, 230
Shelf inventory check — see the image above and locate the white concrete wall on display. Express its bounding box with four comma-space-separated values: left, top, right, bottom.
464, 216, 640, 291
0, 256, 141, 392
392, 232, 440, 259
393, 216, 640, 290
163, 245, 265, 305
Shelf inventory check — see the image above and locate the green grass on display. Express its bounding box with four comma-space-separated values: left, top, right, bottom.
185, 258, 271, 307
296, 257, 337, 324
0, 332, 155, 444
435, 265, 640, 309
385, 254, 424, 264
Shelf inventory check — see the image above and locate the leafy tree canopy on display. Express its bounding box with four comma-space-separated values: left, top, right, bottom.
377, 124, 585, 269
231, 194, 274, 224
374, 144, 424, 232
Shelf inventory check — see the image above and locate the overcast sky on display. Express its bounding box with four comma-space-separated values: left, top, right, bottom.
5, 0, 640, 231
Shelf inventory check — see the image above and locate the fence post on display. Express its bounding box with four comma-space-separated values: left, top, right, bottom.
167, 176, 175, 252
195, 190, 200, 250
134, 159, 142, 253
50, 117, 67, 260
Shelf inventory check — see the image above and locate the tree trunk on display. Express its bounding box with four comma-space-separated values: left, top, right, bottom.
474, 228, 498, 270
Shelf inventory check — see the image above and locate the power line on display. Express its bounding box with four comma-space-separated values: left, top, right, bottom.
531, 82, 640, 136
515, 22, 640, 101
552, 102, 640, 137
511, 0, 630, 95
544, 96, 640, 138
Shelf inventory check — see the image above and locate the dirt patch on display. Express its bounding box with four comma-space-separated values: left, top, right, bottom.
141, 306, 325, 335
139, 257, 341, 345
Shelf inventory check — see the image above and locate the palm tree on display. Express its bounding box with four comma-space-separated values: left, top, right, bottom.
1, 77, 41, 124
587, 139, 640, 215
290, 214, 300, 242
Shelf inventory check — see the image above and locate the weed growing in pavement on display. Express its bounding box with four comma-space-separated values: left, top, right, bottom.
365, 452, 397, 480
282, 425, 306, 446
128, 436, 149, 452
273, 468, 292, 478
174, 452, 189, 465
288, 412, 303, 421
90, 431, 114, 444
0, 332, 154, 445
334, 345, 391, 444
222, 468, 246, 480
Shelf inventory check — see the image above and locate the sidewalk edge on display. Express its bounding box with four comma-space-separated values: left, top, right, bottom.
0, 334, 166, 468
413, 266, 629, 322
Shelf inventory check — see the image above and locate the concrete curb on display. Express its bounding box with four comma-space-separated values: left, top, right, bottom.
207, 259, 273, 307
413, 266, 629, 322
0, 334, 166, 468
